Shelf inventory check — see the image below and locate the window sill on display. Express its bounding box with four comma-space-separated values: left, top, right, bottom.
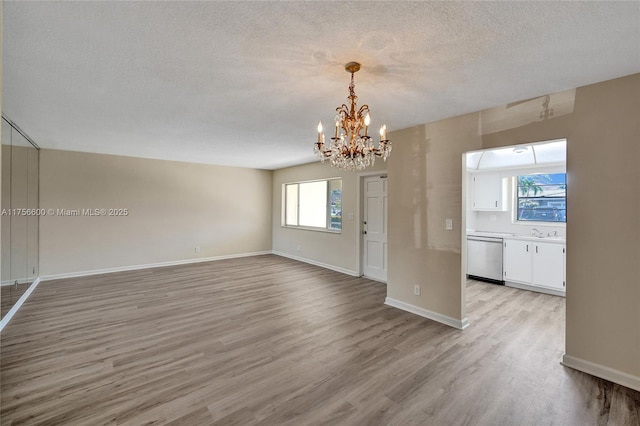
512, 220, 566, 227
281, 225, 342, 234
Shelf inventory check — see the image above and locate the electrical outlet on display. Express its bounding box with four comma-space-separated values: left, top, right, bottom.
490, 214, 497, 222
195, 246, 201, 253
414, 285, 421, 296
445, 219, 453, 231
297, 245, 301, 252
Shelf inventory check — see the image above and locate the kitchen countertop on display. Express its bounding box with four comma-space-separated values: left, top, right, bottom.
467, 230, 566, 243
504, 235, 566, 243
466, 231, 515, 238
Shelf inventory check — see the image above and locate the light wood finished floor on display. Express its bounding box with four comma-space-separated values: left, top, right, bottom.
1, 255, 639, 425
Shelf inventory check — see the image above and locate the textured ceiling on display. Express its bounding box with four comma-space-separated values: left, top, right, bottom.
3, 1, 640, 170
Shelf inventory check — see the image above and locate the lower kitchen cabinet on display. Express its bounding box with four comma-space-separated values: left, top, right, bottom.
503, 239, 532, 283
532, 243, 565, 290
504, 238, 565, 295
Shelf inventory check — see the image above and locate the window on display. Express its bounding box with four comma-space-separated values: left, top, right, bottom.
284, 179, 342, 231
516, 173, 566, 222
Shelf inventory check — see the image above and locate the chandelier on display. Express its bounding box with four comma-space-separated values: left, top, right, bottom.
314, 62, 391, 171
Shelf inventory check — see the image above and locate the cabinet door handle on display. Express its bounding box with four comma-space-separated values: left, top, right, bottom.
536, 246, 538, 254
495, 201, 498, 207
526, 244, 528, 252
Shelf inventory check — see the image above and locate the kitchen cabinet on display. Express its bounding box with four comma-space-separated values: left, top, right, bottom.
503, 239, 532, 283
503, 238, 565, 295
532, 242, 565, 290
471, 173, 507, 211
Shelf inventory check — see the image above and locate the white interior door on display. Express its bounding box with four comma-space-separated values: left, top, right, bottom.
362, 175, 388, 282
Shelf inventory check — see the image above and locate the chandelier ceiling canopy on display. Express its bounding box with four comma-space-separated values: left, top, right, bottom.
314, 62, 391, 171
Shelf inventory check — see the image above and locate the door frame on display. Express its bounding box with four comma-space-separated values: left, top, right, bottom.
356, 170, 388, 281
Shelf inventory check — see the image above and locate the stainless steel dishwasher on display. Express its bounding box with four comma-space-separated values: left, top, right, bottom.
467, 235, 504, 283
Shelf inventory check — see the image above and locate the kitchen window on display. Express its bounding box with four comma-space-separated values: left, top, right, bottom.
516, 173, 566, 222
284, 179, 342, 231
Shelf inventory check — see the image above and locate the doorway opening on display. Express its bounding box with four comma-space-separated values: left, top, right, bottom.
461, 139, 567, 325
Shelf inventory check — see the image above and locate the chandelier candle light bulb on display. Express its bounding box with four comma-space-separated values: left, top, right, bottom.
364, 113, 370, 137
313, 62, 392, 171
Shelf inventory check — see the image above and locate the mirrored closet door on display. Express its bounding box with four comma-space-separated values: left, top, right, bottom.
1, 116, 39, 319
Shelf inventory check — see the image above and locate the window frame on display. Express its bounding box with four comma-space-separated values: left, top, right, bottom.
513, 173, 567, 225
282, 178, 342, 233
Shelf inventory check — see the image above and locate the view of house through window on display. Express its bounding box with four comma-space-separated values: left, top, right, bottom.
284, 179, 342, 231
516, 173, 566, 222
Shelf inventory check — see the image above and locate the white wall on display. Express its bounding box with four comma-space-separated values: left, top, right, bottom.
470, 165, 566, 238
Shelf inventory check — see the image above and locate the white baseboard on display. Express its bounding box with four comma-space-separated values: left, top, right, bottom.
40, 251, 273, 281
0, 277, 41, 332
562, 354, 640, 392
506, 281, 566, 297
385, 297, 469, 330
1, 278, 34, 286
362, 275, 387, 284
272, 251, 358, 277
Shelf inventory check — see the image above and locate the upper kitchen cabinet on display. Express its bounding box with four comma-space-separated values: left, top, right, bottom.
467, 140, 566, 213
471, 173, 507, 211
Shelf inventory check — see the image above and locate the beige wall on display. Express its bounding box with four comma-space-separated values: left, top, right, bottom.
481, 75, 640, 383
0, 0, 3, 317
563, 76, 639, 381
39, 149, 273, 277
272, 159, 387, 275
387, 74, 640, 384
387, 114, 482, 321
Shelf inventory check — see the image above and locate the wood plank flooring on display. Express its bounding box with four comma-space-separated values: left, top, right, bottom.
1, 282, 32, 319
1, 255, 639, 425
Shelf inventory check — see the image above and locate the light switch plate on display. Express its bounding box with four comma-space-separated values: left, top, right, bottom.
445, 219, 453, 230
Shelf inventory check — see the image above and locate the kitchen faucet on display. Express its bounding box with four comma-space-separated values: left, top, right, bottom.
532, 228, 543, 237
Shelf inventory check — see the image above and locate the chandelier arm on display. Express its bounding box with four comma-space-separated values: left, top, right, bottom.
357, 105, 370, 116
354, 105, 370, 137
336, 104, 354, 137
336, 104, 350, 116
